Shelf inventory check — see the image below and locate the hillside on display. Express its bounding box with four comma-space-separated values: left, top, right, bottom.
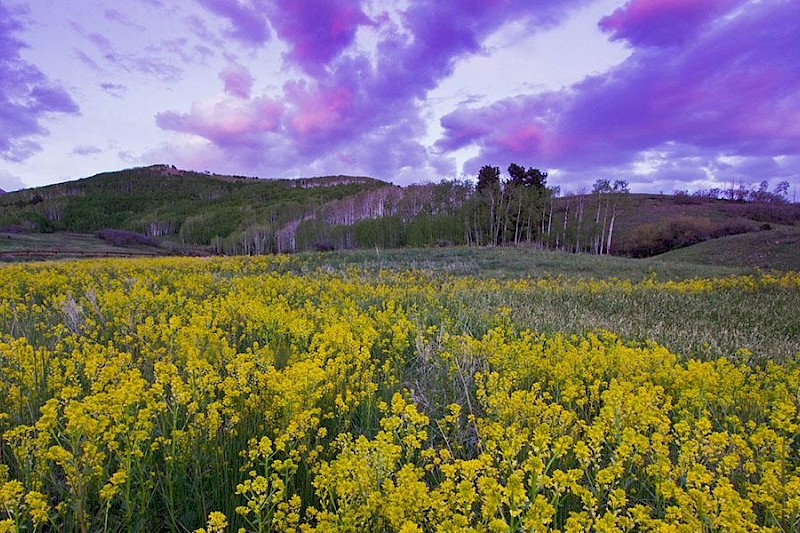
654, 224, 800, 271
548, 193, 800, 256
1, 166, 799, 267
0, 165, 396, 254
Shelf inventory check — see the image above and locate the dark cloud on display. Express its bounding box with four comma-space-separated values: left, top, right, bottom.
0, 2, 79, 162
437, 0, 800, 189
599, 0, 742, 48
267, 0, 372, 73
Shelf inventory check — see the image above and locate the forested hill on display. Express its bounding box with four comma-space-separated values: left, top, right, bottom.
0, 165, 400, 253
1, 164, 799, 264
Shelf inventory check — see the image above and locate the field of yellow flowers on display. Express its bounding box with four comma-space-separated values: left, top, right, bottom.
1, 254, 799, 532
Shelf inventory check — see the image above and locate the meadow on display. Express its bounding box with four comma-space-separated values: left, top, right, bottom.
1, 250, 799, 532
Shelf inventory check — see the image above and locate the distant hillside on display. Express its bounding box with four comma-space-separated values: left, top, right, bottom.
0, 165, 398, 254
654, 224, 800, 271
551, 193, 800, 257
1, 166, 799, 268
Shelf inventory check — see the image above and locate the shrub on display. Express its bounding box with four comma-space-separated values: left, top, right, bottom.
625, 216, 751, 257
95, 228, 160, 247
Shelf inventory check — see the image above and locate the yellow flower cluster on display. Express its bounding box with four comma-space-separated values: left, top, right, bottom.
0, 257, 798, 531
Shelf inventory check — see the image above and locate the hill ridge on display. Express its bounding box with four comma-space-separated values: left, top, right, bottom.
0, 165, 397, 252
1, 165, 799, 269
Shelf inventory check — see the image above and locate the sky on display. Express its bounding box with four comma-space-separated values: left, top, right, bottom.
1, 0, 799, 195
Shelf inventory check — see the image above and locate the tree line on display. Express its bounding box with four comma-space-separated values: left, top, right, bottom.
292, 163, 627, 256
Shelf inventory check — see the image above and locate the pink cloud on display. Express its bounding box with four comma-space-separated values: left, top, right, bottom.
219, 64, 254, 99
268, 0, 372, 72
599, 0, 743, 47
497, 125, 545, 154
284, 80, 356, 136
157, 96, 284, 147
158, 1, 602, 181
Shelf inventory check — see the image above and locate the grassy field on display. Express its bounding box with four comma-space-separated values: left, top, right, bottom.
301, 246, 749, 280
301, 247, 798, 362
0, 231, 210, 261
0, 251, 799, 531
0, 232, 162, 260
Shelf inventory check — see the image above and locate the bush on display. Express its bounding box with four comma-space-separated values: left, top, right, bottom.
96, 228, 160, 247
314, 241, 336, 252
0, 225, 26, 234
625, 216, 751, 257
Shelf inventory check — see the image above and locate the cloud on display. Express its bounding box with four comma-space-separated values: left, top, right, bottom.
100, 82, 127, 98
75, 49, 104, 72
160, 0, 590, 182
437, 0, 800, 189
219, 64, 254, 99
267, 0, 372, 73
196, 0, 271, 46
0, 169, 26, 192
599, 0, 742, 48
0, 2, 79, 162
104, 8, 146, 31
72, 24, 183, 82
72, 145, 103, 156
147, 37, 217, 66
156, 96, 284, 147
184, 15, 226, 50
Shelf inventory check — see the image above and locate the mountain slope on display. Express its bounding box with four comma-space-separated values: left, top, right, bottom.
0, 165, 393, 251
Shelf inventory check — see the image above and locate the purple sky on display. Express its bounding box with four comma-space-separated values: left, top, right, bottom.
1, 0, 798, 194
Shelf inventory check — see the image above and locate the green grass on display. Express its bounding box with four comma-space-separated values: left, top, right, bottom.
274, 247, 798, 362
296, 245, 749, 280
443, 279, 800, 364
2, 238, 796, 361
